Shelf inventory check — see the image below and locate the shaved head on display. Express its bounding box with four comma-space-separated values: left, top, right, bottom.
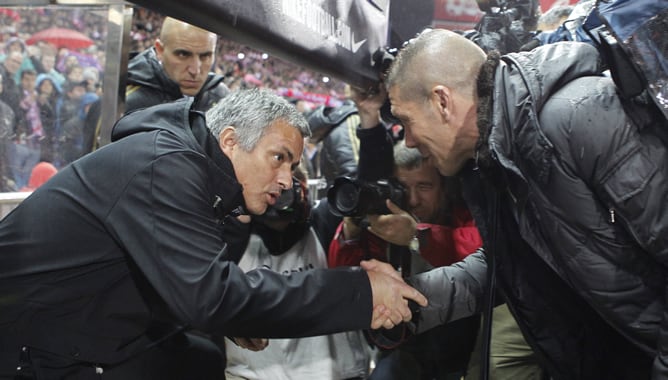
159, 17, 216, 47
155, 17, 218, 96
386, 29, 486, 103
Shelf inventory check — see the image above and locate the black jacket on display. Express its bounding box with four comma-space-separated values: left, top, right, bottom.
0, 99, 372, 378
125, 47, 229, 113
411, 42, 668, 379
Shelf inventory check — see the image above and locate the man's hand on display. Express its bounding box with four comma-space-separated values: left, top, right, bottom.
232, 337, 269, 351
350, 85, 387, 129
236, 214, 252, 224
363, 259, 427, 329
367, 200, 417, 246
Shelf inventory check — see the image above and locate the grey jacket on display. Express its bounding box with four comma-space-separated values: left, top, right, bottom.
411, 42, 668, 379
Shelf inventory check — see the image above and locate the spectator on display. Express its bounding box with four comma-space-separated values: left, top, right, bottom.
38, 52, 66, 87
64, 63, 84, 85
10, 69, 41, 189
0, 73, 16, 191
35, 73, 63, 163
0, 37, 35, 83
82, 66, 100, 93
18, 161, 57, 192
0, 51, 23, 126
61, 91, 98, 164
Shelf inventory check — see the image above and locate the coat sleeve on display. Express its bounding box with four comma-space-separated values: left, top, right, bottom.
107, 150, 373, 338
408, 249, 487, 333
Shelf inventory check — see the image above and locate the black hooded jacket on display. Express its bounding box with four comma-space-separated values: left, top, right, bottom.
0, 99, 372, 378
125, 47, 229, 113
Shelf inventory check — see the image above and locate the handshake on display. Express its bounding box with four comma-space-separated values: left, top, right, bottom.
363, 258, 427, 330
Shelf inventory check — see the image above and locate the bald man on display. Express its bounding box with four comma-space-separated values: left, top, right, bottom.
378, 28, 668, 379
125, 17, 229, 113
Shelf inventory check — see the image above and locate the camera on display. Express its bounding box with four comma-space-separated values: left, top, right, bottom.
257, 177, 309, 224
372, 46, 401, 125
470, 0, 540, 54
327, 176, 407, 217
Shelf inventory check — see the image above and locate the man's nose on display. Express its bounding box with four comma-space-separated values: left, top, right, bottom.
408, 189, 419, 208
277, 166, 293, 190
187, 57, 202, 74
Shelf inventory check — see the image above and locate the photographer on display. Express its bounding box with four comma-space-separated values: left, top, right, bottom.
328, 86, 483, 380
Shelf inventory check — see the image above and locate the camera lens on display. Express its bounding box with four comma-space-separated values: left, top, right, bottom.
334, 181, 360, 215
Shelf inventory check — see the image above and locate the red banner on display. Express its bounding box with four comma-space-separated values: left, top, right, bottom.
432, 0, 483, 30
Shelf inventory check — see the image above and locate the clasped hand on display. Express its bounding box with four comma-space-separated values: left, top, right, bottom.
363, 259, 428, 330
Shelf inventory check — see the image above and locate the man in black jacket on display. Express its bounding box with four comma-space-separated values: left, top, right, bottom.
125, 17, 228, 113
380, 28, 668, 379
0, 88, 426, 379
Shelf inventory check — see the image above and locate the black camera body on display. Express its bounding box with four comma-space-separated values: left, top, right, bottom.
327, 176, 407, 218
471, 0, 540, 54
256, 176, 309, 224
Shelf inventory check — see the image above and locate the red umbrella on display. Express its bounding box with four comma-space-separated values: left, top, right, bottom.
0, 8, 21, 22
26, 27, 94, 50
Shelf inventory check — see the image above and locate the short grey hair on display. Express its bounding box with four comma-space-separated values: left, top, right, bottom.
206, 88, 311, 151
393, 139, 424, 170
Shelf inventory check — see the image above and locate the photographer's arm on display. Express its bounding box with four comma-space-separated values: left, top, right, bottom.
350, 85, 386, 130
350, 85, 395, 182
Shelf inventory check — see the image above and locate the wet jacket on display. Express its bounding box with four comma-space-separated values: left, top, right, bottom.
411, 42, 668, 379
125, 47, 229, 113
0, 99, 373, 378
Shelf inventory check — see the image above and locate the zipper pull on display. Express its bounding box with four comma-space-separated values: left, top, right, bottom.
609, 208, 616, 224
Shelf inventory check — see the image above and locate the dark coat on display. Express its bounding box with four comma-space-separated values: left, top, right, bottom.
125, 47, 229, 113
0, 99, 372, 378
412, 42, 668, 379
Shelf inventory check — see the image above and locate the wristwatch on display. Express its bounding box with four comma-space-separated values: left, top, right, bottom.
408, 233, 420, 255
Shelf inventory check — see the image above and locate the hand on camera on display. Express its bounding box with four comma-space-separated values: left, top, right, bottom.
366, 200, 417, 247
350, 85, 387, 129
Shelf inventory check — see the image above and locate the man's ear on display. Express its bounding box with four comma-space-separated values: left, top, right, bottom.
432, 85, 451, 121
219, 126, 237, 157
154, 39, 164, 61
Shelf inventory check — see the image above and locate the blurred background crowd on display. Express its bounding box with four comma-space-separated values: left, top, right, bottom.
0, 5, 349, 193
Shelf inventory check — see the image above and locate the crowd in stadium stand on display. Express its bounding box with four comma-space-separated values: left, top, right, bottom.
0, 5, 346, 192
